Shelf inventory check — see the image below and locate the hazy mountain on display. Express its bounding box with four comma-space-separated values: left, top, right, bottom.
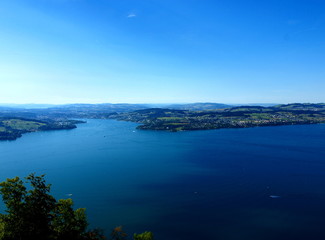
0, 104, 58, 109
165, 103, 232, 111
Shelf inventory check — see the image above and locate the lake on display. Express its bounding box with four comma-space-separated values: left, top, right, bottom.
0, 119, 325, 240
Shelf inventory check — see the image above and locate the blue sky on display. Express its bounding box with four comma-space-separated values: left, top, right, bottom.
0, 0, 324, 104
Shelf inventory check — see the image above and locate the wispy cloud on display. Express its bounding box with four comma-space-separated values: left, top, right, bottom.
127, 13, 136, 18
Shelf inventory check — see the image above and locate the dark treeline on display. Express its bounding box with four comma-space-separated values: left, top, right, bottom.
0, 174, 153, 240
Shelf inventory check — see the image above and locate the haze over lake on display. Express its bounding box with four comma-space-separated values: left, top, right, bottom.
1, 120, 325, 240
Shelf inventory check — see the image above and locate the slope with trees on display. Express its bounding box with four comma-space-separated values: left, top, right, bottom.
0, 174, 153, 240
109, 103, 325, 131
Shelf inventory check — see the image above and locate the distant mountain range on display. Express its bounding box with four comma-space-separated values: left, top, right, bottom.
163, 103, 231, 110
0, 104, 58, 109
109, 103, 325, 131
0, 102, 318, 120
1, 102, 324, 139
0, 102, 278, 111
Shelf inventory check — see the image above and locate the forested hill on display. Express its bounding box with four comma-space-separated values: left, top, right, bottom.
108, 103, 325, 132
0, 118, 83, 140
0, 103, 149, 119
164, 103, 232, 110
1, 103, 324, 139
0, 102, 268, 119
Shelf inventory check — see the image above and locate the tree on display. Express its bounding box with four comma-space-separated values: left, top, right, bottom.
110, 226, 154, 240
133, 231, 154, 240
0, 174, 90, 240
52, 198, 88, 239
0, 174, 152, 240
0, 174, 57, 240
110, 226, 127, 240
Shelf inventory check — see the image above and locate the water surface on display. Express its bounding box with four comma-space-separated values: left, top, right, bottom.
0, 120, 325, 240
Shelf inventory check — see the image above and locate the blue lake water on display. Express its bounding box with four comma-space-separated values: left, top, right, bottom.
0, 119, 325, 240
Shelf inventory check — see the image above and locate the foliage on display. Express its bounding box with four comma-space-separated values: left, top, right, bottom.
0, 174, 152, 240
0, 118, 78, 141
0, 174, 57, 240
110, 227, 153, 240
133, 231, 154, 240
52, 199, 88, 239
85, 228, 106, 240
0, 174, 92, 240
2, 119, 45, 131
110, 226, 128, 240
109, 104, 325, 132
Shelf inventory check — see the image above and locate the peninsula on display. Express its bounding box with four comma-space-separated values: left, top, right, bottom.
108, 103, 325, 132
0, 118, 84, 141
1, 103, 324, 139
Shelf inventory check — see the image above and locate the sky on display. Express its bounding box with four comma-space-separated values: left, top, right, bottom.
0, 0, 324, 104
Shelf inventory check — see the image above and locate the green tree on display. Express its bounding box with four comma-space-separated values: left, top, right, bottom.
0, 174, 151, 240
110, 226, 127, 240
52, 198, 88, 239
133, 231, 154, 240
0, 174, 57, 240
0, 174, 90, 240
